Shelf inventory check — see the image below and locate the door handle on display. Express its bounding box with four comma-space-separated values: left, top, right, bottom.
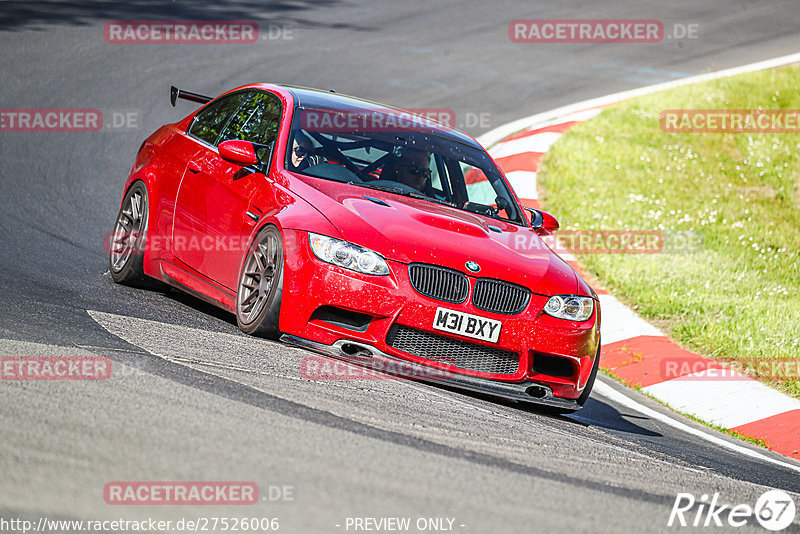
187, 160, 201, 173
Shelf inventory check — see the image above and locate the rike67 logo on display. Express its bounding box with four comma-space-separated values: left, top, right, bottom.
669, 490, 797, 531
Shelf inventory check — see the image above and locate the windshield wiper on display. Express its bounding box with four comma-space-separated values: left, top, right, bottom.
348, 181, 407, 195
348, 182, 458, 207
405, 190, 458, 208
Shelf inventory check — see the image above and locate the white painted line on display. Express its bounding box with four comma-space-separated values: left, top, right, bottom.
504, 171, 538, 199
594, 378, 800, 473
478, 51, 800, 149
643, 371, 800, 428
598, 294, 664, 345
489, 131, 562, 159
513, 107, 605, 134
548, 107, 605, 124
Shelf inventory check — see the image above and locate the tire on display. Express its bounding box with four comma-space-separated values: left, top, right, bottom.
236, 225, 283, 339
109, 181, 151, 286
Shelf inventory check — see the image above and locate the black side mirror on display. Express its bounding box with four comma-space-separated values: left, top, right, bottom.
524, 207, 544, 229
524, 207, 559, 236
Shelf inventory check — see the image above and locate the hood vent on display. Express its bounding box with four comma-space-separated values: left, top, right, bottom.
363, 196, 390, 207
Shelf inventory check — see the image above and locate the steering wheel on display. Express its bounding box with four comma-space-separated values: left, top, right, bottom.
356, 154, 392, 180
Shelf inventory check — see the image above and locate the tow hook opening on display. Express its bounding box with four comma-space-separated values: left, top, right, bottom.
339, 343, 373, 359
525, 385, 547, 398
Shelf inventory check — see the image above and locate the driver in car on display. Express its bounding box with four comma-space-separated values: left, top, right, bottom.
388, 147, 432, 192
289, 132, 324, 171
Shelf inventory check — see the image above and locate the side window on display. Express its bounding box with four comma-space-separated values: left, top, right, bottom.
461, 162, 494, 204
187, 92, 247, 145
217, 91, 282, 161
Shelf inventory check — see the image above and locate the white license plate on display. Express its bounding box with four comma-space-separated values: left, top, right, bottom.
433, 307, 502, 343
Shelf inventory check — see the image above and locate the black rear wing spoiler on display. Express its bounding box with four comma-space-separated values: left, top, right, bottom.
170, 85, 213, 107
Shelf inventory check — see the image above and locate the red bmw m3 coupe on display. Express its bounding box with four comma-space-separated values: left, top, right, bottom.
109, 83, 601, 412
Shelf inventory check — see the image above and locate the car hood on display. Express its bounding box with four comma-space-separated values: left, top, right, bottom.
291, 176, 578, 295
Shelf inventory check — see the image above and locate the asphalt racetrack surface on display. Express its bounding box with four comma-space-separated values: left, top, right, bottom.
2, 2, 800, 532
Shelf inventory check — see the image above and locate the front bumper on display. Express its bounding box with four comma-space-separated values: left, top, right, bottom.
279, 229, 600, 400
280, 334, 580, 410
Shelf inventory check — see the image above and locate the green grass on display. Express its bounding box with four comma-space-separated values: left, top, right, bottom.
539, 65, 800, 399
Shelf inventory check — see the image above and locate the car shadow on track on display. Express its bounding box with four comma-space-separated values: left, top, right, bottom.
432, 384, 662, 438
109, 278, 239, 330
563, 397, 661, 437
164, 287, 238, 325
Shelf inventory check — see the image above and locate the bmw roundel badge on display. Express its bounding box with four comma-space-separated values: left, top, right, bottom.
465, 261, 481, 273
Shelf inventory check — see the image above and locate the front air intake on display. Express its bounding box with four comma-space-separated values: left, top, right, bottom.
387, 325, 519, 375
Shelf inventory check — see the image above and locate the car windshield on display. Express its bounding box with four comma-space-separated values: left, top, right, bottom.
285, 106, 524, 225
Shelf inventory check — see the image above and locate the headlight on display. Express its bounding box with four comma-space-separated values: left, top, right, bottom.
308, 233, 390, 276
543, 295, 594, 321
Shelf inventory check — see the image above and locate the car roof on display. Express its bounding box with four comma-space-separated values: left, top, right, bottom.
277, 84, 483, 150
